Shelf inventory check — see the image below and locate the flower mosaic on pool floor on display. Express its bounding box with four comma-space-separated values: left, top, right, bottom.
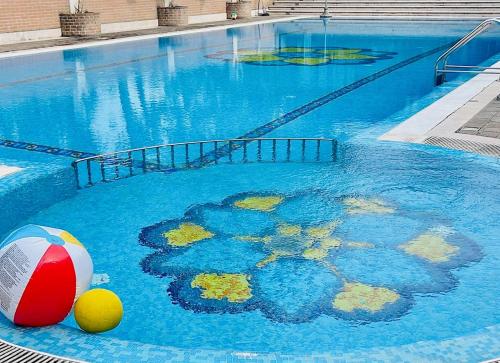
206, 47, 396, 66
139, 191, 482, 323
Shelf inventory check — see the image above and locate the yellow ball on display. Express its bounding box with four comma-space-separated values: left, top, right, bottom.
74, 289, 123, 333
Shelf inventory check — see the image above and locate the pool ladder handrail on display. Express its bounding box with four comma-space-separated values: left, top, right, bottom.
72, 137, 339, 189
434, 17, 500, 85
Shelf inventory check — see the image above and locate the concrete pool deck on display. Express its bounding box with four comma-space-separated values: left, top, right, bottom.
380, 61, 500, 157
458, 93, 500, 139
0, 16, 298, 57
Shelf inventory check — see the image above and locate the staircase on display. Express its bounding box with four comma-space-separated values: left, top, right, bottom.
267, 0, 500, 19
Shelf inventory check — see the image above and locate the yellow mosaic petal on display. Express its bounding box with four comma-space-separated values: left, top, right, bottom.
319, 237, 342, 249
333, 283, 399, 313
191, 273, 252, 303
307, 227, 330, 238
238, 50, 267, 55
283, 57, 330, 65
343, 197, 395, 215
279, 47, 313, 52
162, 223, 214, 247
278, 224, 302, 236
306, 221, 339, 238
239, 53, 281, 62
319, 49, 362, 55
233, 196, 284, 212
347, 241, 375, 248
272, 249, 295, 257
303, 248, 329, 260
400, 232, 459, 263
256, 253, 279, 268
303, 239, 316, 248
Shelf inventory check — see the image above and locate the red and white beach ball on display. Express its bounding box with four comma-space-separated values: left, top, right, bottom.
0, 225, 93, 327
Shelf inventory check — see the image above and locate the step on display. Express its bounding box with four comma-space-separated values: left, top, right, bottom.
274, 0, 500, 2
271, 1, 500, 3
268, 7, 500, 12
268, 13, 499, 18
267, 8, 500, 15
270, 5, 500, 10
268, 13, 500, 17
269, 8, 500, 13
271, 1, 500, 6
268, 5, 500, 10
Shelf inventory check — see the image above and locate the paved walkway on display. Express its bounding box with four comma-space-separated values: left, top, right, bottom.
458, 95, 500, 139
379, 62, 500, 157
0, 16, 289, 54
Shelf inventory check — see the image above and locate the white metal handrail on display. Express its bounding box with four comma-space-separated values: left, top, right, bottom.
72, 137, 339, 188
435, 17, 500, 85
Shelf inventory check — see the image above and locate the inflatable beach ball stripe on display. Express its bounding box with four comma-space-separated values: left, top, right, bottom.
0, 225, 93, 327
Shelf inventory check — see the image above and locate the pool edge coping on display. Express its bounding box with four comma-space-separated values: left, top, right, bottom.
379, 61, 500, 151
0, 16, 310, 60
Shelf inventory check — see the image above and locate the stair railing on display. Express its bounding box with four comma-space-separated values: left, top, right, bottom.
71, 137, 338, 188
435, 17, 500, 85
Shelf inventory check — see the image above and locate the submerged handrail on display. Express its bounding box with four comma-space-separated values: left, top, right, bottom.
72, 137, 339, 188
434, 17, 500, 85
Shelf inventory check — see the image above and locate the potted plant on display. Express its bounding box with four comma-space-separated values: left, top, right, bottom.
59, 0, 101, 37
157, 1, 188, 27
226, 0, 253, 20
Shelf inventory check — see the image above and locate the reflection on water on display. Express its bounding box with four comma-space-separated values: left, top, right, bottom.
0, 20, 497, 156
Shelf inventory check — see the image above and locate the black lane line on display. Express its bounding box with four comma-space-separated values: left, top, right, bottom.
0, 24, 313, 89
190, 42, 454, 168
0, 138, 96, 159
1, 42, 452, 183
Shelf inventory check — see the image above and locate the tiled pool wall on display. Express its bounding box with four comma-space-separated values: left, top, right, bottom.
0, 153, 76, 238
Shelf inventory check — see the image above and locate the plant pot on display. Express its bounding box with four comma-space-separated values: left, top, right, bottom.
59, 12, 101, 37
226, 1, 253, 19
157, 6, 189, 26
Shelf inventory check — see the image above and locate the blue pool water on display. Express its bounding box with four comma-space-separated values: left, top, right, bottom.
0, 19, 499, 361
0, 20, 498, 153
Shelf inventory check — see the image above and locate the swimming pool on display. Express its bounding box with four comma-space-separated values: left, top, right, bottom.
0, 18, 499, 362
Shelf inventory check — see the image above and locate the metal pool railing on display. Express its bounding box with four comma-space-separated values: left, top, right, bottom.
434, 17, 500, 85
71, 137, 338, 188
